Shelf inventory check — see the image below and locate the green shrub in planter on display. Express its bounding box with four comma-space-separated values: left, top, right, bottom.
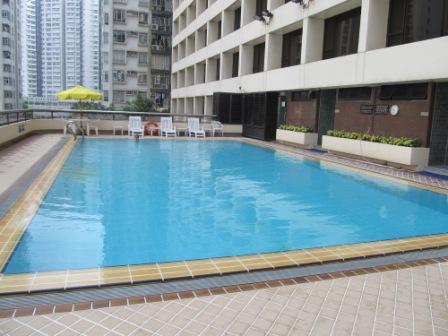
326, 130, 422, 147
278, 124, 314, 133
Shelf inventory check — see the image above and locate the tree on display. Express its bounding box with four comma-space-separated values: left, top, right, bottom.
71, 101, 106, 110
124, 95, 156, 112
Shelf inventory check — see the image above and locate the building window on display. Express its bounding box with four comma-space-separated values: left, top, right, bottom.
112, 50, 126, 64
253, 42, 265, 73
113, 30, 126, 43
379, 83, 428, 100
113, 9, 126, 23
323, 8, 361, 60
139, 32, 148, 45
234, 7, 241, 30
387, 0, 448, 46
138, 52, 148, 65
139, 12, 149, 25
232, 52, 239, 77
282, 29, 302, 68
255, 0, 267, 16
104, 13, 109, 25
112, 70, 125, 82
338, 87, 372, 101
291, 91, 316, 101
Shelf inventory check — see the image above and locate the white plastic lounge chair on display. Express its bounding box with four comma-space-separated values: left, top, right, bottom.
160, 117, 177, 137
128, 116, 144, 137
187, 118, 206, 138
211, 121, 224, 137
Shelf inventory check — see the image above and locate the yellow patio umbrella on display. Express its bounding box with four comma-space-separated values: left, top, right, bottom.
56, 85, 103, 101
57, 85, 103, 135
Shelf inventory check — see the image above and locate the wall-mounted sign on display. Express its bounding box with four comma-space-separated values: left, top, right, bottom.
360, 105, 390, 115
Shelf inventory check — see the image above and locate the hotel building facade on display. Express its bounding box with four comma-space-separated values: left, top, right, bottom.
171, 0, 448, 167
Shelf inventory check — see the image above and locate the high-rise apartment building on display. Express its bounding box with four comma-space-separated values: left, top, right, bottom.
101, 0, 171, 110
172, 0, 448, 166
21, 0, 100, 100
1, 0, 21, 110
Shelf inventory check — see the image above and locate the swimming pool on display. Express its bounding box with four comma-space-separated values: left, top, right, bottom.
4, 139, 448, 274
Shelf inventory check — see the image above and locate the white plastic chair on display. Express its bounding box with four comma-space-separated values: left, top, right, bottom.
187, 118, 205, 138
86, 121, 99, 136
211, 121, 224, 137
128, 116, 144, 137
160, 117, 177, 137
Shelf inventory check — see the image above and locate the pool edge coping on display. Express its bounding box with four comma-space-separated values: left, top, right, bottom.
0, 136, 447, 295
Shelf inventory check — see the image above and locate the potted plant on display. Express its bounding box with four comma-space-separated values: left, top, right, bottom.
322, 130, 430, 171
276, 124, 318, 148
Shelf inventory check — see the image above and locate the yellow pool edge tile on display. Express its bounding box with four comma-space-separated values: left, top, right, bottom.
0, 232, 446, 294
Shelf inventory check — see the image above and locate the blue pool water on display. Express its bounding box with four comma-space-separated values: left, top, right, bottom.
4, 139, 448, 274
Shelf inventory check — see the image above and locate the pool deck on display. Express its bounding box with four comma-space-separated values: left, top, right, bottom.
1, 258, 447, 336
0, 134, 447, 336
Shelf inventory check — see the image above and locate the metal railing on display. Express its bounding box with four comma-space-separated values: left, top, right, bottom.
0, 109, 216, 127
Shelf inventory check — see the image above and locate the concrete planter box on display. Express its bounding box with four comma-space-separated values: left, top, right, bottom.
276, 129, 318, 148
322, 135, 430, 171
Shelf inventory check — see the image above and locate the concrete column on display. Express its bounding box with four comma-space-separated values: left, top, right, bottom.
179, 13, 186, 31
172, 46, 178, 63
206, 58, 218, 82
265, 33, 282, 70
185, 98, 194, 115
186, 66, 194, 86
194, 96, 205, 115
207, 21, 219, 44
186, 34, 195, 56
241, 0, 256, 26
205, 96, 213, 116
208, 0, 216, 7
358, 0, 390, 52
301, 17, 324, 64
172, 73, 177, 89
186, 4, 196, 25
171, 99, 177, 114
194, 62, 206, 84
173, 19, 179, 36
222, 9, 235, 36
178, 70, 185, 88
240, 44, 254, 75
177, 98, 185, 115
221, 52, 233, 79
196, 0, 207, 17
195, 28, 206, 50
268, 0, 283, 11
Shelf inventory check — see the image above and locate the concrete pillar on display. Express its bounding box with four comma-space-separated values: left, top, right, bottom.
194, 62, 206, 84
186, 34, 195, 56
171, 99, 177, 114
358, 0, 390, 52
207, 21, 219, 44
177, 98, 185, 115
186, 66, 194, 86
206, 58, 218, 82
222, 9, 235, 36
186, 4, 196, 25
241, 0, 256, 26
205, 96, 213, 116
196, 0, 207, 17
221, 52, 233, 79
178, 70, 185, 88
186, 98, 194, 115
195, 28, 206, 50
265, 33, 282, 70
268, 0, 283, 11
240, 44, 254, 75
172, 73, 177, 89
194, 96, 205, 115
301, 17, 325, 64
172, 46, 178, 63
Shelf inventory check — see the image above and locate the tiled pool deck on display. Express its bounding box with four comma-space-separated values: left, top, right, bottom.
1, 259, 447, 335
0, 136, 447, 296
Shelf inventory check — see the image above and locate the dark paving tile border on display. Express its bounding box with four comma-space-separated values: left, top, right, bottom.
1, 248, 447, 318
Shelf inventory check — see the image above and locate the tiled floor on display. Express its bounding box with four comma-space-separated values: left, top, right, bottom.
0, 134, 63, 197
1, 261, 447, 335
